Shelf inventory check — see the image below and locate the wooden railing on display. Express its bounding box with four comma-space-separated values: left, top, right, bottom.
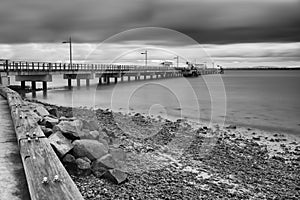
0, 60, 178, 73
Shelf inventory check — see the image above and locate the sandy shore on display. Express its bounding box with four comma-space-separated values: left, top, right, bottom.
28, 99, 300, 199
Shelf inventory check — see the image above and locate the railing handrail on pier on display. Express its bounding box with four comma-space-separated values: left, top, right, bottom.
0, 60, 178, 73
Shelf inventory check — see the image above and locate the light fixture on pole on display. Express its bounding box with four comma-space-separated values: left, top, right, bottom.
141, 50, 148, 67
173, 56, 179, 68
62, 37, 72, 68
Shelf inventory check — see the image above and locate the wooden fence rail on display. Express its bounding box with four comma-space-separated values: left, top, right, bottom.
0, 86, 84, 200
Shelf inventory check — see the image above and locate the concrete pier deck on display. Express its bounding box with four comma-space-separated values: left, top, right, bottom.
0, 95, 30, 200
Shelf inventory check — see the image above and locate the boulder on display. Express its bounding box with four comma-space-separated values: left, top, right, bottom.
62, 154, 76, 173
77, 129, 91, 139
48, 108, 60, 117
63, 154, 76, 163
73, 119, 83, 130
59, 116, 77, 121
44, 116, 59, 128
35, 106, 50, 117
93, 154, 117, 169
75, 158, 91, 176
92, 154, 116, 178
98, 138, 109, 149
82, 120, 99, 131
103, 169, 127, 184
53, 120, 83, 140
73, 139, 108, 161
98, 130, 108, 140
81, 157, 91, 164
40, 126, 53, 137
48, 131, 74, 158
89, 130, 100, 140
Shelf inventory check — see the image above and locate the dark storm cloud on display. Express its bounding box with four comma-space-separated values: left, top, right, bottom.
0, 0, 300, 44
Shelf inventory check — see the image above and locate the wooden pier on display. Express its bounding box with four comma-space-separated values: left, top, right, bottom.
0, 60, 219, 96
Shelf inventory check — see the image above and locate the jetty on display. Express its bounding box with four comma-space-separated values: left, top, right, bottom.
0, 60, 220, 96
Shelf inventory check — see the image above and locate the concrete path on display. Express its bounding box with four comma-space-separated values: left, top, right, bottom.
0, 95, 30, 200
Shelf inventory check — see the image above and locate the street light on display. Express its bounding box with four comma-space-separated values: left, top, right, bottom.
62, 37, 72, 68
173, 56, 179, 68
141, 50, 147, 67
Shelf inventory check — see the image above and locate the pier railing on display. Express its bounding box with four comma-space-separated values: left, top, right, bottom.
0, 60, 178, 73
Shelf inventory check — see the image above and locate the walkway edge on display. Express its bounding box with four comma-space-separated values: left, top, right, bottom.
0, 86, 84, 200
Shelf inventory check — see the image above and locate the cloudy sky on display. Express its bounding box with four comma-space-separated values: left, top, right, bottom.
1, 0, 300, 67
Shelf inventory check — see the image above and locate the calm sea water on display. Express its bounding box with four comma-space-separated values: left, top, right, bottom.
22, 70, 300, 134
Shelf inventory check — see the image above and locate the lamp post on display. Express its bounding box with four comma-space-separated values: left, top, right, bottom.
62, 37, 72, 68
174, 56, 179, 68
141, 50, 147, 67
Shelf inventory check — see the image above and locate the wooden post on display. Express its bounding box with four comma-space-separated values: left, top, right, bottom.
31, 81, 36, 97
98, 77, 102, 85
77, 79, 80, 87
114, 77, 118, 84
42, 81, 47, 96
86, 79, 90, 87
67, 79, 72, 89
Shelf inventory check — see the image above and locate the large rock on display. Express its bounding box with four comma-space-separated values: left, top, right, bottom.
63, 154, 76, 163
35, 106, 50, 117
93, 154, 117, 169
40, 126, 53, 137
103, 169, 127, 184
89, 130, 100, 140
62, 154, 76, 173
44, 116, 59, 128
53, 120, 83, 140
79, 130, 99, 140
73, 139, 108, 161
48, 107, 60, 117
98, 138, 109, 150
98, 130, 108, 140
92, 154, 116, 178
75, 157, 91, 176
82, 119, 99, 131
48, 131, 74, 157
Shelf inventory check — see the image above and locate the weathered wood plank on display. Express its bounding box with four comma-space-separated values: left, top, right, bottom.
0, 86, 84, 200
20, 138, 83, 200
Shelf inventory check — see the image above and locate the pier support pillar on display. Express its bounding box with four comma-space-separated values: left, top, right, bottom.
86, 79, 90, 87
98, 77, 102, 85
107, 77, 110, 84
135, 76, 137, 81
77, 79, 81, 87
144, 75, 146, 80
114, 77, 118, 84
68, 79, 72, 89
21, 81, 26, 90
128, 76, 130, 81
31, 81, 36, 97
121, 76, 124, 82
42, 81, 47, 96
20, 81, 26, 97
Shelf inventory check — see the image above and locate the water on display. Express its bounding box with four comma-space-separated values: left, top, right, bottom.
23, 70, 300, 134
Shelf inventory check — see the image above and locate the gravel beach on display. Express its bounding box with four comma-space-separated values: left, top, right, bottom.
30, 100, 300, 200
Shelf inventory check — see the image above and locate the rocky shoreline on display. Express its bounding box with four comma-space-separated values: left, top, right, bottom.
27, 99, 300, 199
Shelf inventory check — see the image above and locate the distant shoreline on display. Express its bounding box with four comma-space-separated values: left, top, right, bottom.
224, 67, 300, 70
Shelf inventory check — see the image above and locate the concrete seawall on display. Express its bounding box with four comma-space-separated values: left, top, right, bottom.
0, 86, 83, 200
